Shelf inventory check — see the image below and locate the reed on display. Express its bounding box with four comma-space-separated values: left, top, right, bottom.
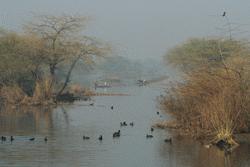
0, 84, 27, 104
161, 56, 250, 143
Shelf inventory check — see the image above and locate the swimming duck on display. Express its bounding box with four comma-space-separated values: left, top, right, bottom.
164, 138, 172, 143
151, 127, 154, 132
120, 121, 127, 127
10, 136, 14, 142
111, 106, 114, 110
146, 134, 153, 138
98, 135, 103, 141
29, 137, 35, 141
1, 136, 6, 141
129, 122, 134, 126
83, 136, 90, 140
113, 130, 121, 138
44, 137, 48, 142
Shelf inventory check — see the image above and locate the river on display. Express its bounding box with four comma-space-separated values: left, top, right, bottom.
0, 84, 249, 167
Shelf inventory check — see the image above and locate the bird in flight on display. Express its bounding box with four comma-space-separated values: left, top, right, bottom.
222, 11, 226, 17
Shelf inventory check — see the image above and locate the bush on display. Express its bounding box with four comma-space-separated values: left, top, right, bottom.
0, 85, 27, 104
161, 38, 250, 143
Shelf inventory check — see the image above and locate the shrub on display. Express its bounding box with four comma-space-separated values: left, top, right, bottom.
161, 38, 250, 143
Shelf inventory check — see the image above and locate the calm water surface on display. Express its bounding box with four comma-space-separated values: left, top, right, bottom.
0, 85, 250, 167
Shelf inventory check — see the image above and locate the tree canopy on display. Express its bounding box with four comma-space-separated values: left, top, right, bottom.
164, 38, 247, 72
0, 14, 110, 102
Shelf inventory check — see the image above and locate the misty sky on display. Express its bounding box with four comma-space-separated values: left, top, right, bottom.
0, 0, 250, 60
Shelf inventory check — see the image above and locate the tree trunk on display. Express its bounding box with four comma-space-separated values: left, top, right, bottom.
49, 63, 56, 76
56, 55, 81, 97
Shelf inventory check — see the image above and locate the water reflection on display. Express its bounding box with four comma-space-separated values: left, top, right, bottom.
158, 135, 250, 167
0, 106, 54, 135
0, 86, 249, 167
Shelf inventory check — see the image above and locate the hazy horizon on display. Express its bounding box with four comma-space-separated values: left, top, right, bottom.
1, 0, 250, 60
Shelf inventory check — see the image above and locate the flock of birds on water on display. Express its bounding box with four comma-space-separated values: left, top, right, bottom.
85, 105, 172, 143
0, 105, 172, 144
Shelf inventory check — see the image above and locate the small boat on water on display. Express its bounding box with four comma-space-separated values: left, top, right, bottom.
94, 81, 111, 89
137, 79, 147, 86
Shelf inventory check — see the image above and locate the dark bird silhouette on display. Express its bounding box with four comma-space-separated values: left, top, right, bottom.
164, 138, 172, 143
10, 136, 14, 142
120, 121, 127, 127
111, 106, 114, 110
113, 130, 121, 138
222, 11, 226, 17
146, 134, 153, 138
98, 135, 103, 141
1, 136, 6, 141
29, 137, 35, 141
156, 112, 159, 115
44, 137, 48, 142
129, 122, 134, 127
151, 127, 154, 132
216, 139, 231, 153
83, 136, 90, 140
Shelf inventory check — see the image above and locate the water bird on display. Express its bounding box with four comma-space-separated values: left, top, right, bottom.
222, 11, 226, 17
44, 137, 48, 142
98, 135, 103, 141
216, 139, 232, 152
129, 122, 134, 127
151, 127, 154, 132
156, 112, 159, 115
1, 136, 6, 141
120, 121, 127, 127
10, 136, 14, 142
90, 103, 94, 106
164, 138, 172, 143
111, 106, 114, 110
29, 137, 35, 141
83, 136, 90, 140
146, 134, 153, 138
113, 130, 121, 138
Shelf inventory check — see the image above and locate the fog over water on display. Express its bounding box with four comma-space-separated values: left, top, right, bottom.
1, 0, 250, 60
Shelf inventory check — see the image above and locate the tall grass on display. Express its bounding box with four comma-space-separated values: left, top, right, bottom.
32, 77, 53, 102
161, 56, 250, 143
0, 84, 27, 104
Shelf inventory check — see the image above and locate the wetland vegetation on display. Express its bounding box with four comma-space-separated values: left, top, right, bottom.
0, 3, 250, 166
0, 14, 109, 106
159, 38, 250, 152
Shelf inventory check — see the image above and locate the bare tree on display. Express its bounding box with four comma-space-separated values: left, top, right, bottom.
24, 14, 110, 97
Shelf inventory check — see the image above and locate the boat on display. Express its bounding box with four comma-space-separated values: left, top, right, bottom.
137, 79, 147, 86
94, 81, 111, 89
